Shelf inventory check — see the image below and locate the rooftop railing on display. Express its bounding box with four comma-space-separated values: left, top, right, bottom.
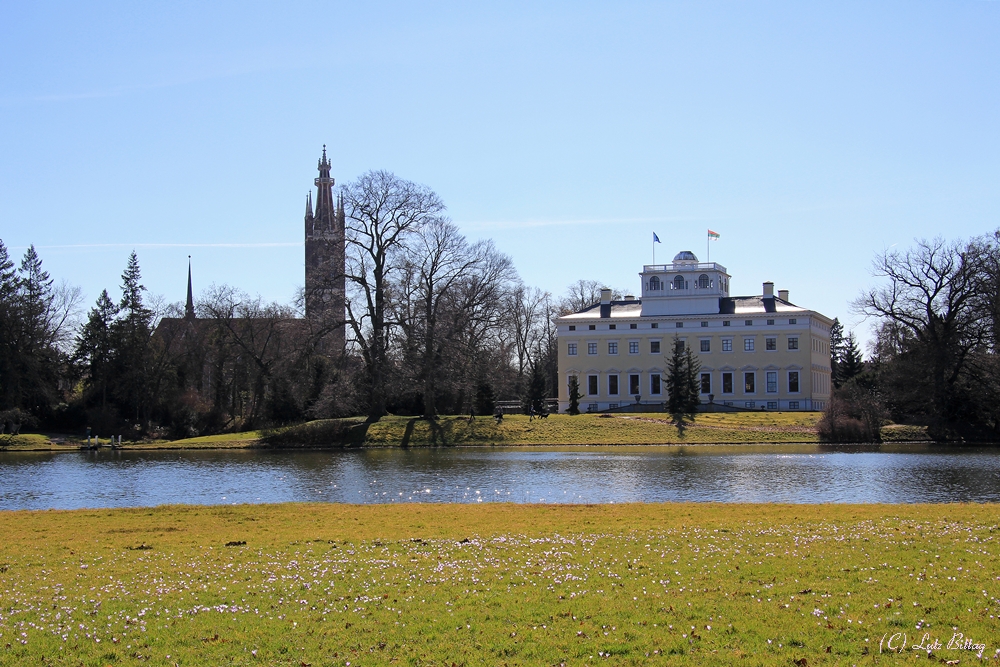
643, 262, 727, 273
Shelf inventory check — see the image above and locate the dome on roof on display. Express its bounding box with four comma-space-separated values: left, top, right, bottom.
673, 250, 699, 262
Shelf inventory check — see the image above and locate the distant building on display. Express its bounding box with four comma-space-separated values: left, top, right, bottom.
303, 146, 346, 351
556, 251, 832, 413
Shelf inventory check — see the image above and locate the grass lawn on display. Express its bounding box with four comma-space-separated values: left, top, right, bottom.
0, 503, 996, 665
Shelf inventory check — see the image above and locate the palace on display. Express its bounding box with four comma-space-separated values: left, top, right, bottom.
556, 251, 832, 413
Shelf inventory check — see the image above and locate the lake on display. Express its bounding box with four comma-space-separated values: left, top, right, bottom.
1, 443, 998, 510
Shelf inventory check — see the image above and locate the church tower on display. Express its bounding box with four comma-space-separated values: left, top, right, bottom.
304, 146, 346, 351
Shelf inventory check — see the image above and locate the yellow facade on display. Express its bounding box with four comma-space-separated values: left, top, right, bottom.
556, 253, 832, 412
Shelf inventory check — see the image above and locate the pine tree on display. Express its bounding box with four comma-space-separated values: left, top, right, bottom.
666, 336, 701, 420
475, 382, 495, 417
112, 252, 154, 425
567, 375, 581, 415
0, 240, 18, 409
77, 289, 119, 410
830, 317, 845, 388
840, 332, 865, 383
524, 361, 547, 415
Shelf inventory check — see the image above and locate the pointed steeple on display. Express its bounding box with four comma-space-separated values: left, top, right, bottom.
313, 145, 335, 232
185, 256, 195, 320
337, 193, 345, 230
305, 191, 313, 218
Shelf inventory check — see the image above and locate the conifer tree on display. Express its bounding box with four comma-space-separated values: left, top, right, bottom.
830, 317, 845, 387
567, 375, 581, 415
666, 336, 701, 420
840, 332, 865, 383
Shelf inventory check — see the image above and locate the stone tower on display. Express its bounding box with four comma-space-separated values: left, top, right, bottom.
304, 145, 346, 351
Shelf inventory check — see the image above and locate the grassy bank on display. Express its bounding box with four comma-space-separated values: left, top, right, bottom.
0, 503, 996, 665
257, 412, 823, 448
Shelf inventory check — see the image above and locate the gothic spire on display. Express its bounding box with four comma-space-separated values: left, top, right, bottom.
313, 145, 335, 231
305, 191, 313, 219
185, 256, 195, 320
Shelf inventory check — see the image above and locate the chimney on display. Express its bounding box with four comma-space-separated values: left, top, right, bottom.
600, 288, 612, 318
778, 289, 789, 301
624, 294, 635, 302
762, 281, 774, 298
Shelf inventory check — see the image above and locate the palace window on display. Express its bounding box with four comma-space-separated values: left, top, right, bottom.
589, 325, 596, 330
649, 275, 661, 290
745, 401, 756, 409
588, 342, 597, 355
608, 342, 618, 355
569, 325, 576, 331
722, 338, 733, 352
767, 401, 778, 410
788, 371, 800, 393
673, 275, 685, 290
701, 321, 709, 327
567, 343, 577, 356
722, 372, 733, 394
588, 375, 598, 396
766, 371, 777, 393
609, 324, 616, 330
651, 322, 659, 329
744, 338, 755, 352
723, 320, 731, 326
789, 318, 797, 324
744, 372, 755, 393
650, 340, 661, 354
675, 340, 685, 353
650, 374, 661, 395
766, 337, 776, 351
700, 373, 711, 394
698, 274, 710, 288
788, 337, 799, 350
588, 403, 598, 412
629, 341, 639, 354
789, 400, 800, 409
767, 319, 775, 325
676, 322, 683, 328
700, 339, 710, 352
629, 374, 640, 396
745, 320, 753, 326
630, 323, 637, 329
608, 375, 619, 395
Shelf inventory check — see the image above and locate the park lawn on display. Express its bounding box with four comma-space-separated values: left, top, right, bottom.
272, 412, 823, 448
0, 502, 995, 666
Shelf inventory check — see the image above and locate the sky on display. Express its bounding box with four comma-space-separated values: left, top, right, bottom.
2, 1, 999, 349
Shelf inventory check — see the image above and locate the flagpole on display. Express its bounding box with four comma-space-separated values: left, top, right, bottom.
706, 231, 710, 264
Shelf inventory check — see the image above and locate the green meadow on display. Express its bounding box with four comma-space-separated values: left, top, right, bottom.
0, 503, 996, 665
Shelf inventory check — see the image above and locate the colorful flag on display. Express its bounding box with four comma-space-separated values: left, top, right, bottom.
653, 232, 661, 243
708, 229, 720, 240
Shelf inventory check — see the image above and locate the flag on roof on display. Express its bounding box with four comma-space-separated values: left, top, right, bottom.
708, 229, 720, 240
653, 232, 661, 243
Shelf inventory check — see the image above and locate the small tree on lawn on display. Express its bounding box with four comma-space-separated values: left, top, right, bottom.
567, 375, 581, 415
666, 335, 701, 421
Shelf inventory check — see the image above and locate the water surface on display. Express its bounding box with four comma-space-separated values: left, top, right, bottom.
0, 444, 998, 510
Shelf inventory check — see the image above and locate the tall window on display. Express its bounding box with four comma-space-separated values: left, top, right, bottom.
722, 372, 733, 394
722, 339, 732, 352
744, 338, 755, 352
698, 274, 710, 288
608, 375, 619, 395
700, 339, 710, 352
629, 341, 639, 354
650, 340, 661, 354
673, 275, 685, 290
649, 275, 661, 290
629, 374, 640, 396
588, 342, 597, 355
765, 337, 776, 351
788, 337, 799, 350
744, 372, 755, 393
588, 375, 598, 395
700, 373, 711, 394
567, 343, 577, 355
608, 341, 618, 355
788, 371, 800, 393
766, 371, 777, 393
650, 374, 661, 395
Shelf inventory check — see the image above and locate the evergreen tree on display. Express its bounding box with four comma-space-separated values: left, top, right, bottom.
76, 289, 118, 410
830, 317, 845, 388
524, 361, 547, 415
475, 382, 495, 416
112, 252, 154, 425
0, 240, 19, 409
666, 336, 701, 419
840, 332, 865, 383
567, 375, 581, 415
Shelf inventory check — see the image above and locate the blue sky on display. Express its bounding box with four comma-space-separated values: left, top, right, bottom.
2, 1, 999, 347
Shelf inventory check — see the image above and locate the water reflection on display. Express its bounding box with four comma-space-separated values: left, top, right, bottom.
0, 444, 998, 510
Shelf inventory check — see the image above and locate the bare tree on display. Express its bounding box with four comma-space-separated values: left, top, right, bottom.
558, 279, 627, 314
854, 237, 988, 428
342, 170, 445, 421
